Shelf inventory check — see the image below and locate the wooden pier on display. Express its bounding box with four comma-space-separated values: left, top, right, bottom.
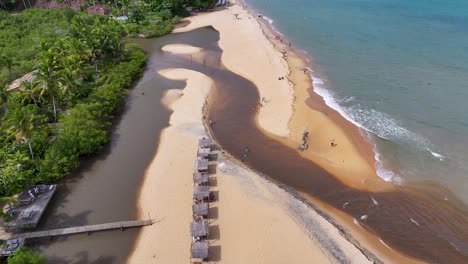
13, 219, 154, 240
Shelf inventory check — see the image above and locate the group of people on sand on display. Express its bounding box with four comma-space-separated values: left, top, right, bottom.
253, 97, 271, 110
252, 102, 263, 110
274, 35, 292, 47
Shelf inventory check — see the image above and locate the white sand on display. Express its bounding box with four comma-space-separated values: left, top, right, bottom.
161, 44, 203, 54
213, 156, 372, 264
173, 4, 293, 137
171, 0, 391, 193
128, 68, 210, 263
128, 46, 372, 263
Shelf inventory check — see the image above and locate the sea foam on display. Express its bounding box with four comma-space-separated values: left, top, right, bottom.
310, 73, 408, 183
263, 15, 274, 25
427, 148, 445, 161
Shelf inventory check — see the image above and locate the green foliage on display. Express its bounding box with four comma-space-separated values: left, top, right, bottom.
188, 0, 215, 9
8, 247, 47, 264
0, 9, 146, 195
0, 9, 78, 88
0, 0, 207, 202
126, 19, 177, 38
119, 0, 216, 38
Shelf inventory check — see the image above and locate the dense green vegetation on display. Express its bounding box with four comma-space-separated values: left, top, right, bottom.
105, 0, 216, 38
0, 9, 145, 197
8, 247, 47, 264
1, 0, 216, 38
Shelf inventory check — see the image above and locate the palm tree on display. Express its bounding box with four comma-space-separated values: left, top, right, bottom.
120, 0, 131, 16
0, 196, 19, 221
0, 85, 8, 108
35, 49, 61, 121
0, 53, 19, 80
19, 80, 41, 106
2, 105, 45, 160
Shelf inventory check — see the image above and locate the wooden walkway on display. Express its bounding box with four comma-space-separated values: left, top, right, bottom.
13, 219, 154, 240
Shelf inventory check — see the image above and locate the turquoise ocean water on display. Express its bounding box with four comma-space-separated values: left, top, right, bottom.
247, 0, 468, 202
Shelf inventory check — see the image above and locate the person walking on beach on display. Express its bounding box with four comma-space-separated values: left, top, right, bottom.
331, 139, 337, 147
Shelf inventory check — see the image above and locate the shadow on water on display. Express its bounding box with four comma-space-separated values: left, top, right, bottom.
32, 29, 221, 263
146, 26, 467, 263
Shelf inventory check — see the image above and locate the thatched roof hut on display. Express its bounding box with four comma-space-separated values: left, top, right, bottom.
7, 71, 36, 91
0, 238, 24, 256
193, 173, 209, 186
190, 220, 209, 239
198, 138, 212, 149
192, 202, 209, 218
191, 240, 209, 262
197, 148, 210, 159
193, 186, 210, 200
194, 158, 209, 172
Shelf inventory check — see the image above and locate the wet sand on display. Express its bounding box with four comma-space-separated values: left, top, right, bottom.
128, 65, 368, 263
173, 1, 388, 192
167, 1, 467, 264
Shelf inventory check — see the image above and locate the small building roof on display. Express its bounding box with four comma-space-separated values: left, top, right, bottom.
194, 158, 209, 172
197, 148, 210, 158
193, 186, 210, 200
193, 173, 209, 185
191, 240, 209, 259
2, 184, 57, 229
193, 202, 209, 217
198, 138, 212, 148
190, 220, 209, 237
7, 71, 36, 91
0, 238, 25, 256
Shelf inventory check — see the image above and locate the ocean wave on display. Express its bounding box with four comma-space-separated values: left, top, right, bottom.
427, 148, 445, 161
309, 73, 451, 183
374, 147, 404, 183
353, 218, 361, 227
339, 96, 355, 104
311, 74, 399, 182
311, 74, 358, 127
378, 238, 394, 251
310, 73, 432, 146
259, 14, 285, 36
410, 218, 421, 227
262, 15, 274, 25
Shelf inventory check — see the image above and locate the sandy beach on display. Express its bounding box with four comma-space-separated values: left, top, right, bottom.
128, 1, 427, 263
128, 42, 373, 262
172, 2, 391, 192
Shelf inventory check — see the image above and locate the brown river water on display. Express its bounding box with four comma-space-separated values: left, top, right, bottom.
33, 27, 467, 263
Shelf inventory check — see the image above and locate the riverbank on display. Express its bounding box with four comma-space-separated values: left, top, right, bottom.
128, 63, 368, 263
169, 1, 430, 263
174, 1, 391, 192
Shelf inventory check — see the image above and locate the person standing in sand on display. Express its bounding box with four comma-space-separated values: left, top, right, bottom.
331, 139, 337, 147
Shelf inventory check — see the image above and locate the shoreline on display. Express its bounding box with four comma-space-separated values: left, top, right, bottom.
126, 6, 379, 262
128, 1, 467, 263
233, 4, 425, 262
127, 64, 361, 263
170, 1, 425, 263
250, 8, 391, 191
